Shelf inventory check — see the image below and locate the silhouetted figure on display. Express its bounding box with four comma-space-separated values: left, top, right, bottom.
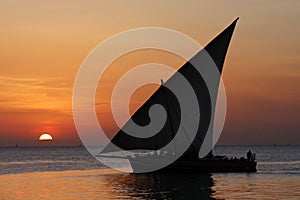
247, 150, 252, 161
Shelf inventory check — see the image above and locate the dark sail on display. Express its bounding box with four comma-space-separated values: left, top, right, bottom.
100, 18, 238, 158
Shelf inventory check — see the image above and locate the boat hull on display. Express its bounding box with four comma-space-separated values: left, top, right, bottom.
128, 157, 257, 173
160, 159, 257, 173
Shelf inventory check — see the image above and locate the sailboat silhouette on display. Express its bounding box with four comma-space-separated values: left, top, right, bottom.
98, 18, 257, 173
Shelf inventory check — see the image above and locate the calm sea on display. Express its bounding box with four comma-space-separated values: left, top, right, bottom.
0, 145, 299, 199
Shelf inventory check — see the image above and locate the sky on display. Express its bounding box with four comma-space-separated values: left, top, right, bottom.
0, 0, 299, 146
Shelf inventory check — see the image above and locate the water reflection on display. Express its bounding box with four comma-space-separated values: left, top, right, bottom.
1, 169, 299, 199
103, 172, 216, 199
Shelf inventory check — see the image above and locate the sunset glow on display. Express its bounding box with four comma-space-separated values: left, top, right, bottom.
0, 1, 299, 146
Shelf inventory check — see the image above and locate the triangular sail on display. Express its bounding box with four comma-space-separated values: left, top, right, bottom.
100, 18, 238, 158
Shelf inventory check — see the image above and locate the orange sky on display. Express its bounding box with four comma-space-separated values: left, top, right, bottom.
0, 0, 299, 146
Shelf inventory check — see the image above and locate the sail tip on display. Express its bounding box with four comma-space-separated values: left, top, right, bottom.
231, 17, 239, 24
230, 17, 239, 27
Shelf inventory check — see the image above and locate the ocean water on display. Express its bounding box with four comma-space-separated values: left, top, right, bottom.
0, 145, 299, 199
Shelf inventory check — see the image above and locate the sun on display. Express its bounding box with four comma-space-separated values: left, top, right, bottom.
38, 133, 53, 141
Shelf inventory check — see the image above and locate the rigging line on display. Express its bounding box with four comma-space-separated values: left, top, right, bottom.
165, 90, 201, 155
161, 84, 177, 153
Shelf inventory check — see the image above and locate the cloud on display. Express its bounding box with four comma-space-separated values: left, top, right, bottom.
0, 76, 72, 111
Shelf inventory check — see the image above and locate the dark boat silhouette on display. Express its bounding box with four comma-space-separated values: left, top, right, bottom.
98, 18, 257, 173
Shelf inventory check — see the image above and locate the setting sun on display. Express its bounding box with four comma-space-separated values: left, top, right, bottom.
38, 133, 53, 141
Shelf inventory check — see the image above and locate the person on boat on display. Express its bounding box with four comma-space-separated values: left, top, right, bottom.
247, 150, 252, 161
